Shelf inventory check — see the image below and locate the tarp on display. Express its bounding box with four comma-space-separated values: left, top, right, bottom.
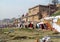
44, 17, 54, 20
52, 16, 60, 32
53, 18, 58, 22
55, 15, 60, 18
44, 16, 60, 20
53, 23, 60, 32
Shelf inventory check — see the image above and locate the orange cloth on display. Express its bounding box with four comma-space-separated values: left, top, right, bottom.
46, 23, 52, 30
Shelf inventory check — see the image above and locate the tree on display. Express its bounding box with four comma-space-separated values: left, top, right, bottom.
52, 0, 59, 5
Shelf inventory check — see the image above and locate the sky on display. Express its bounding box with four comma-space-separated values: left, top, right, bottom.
0, 0, 52, 20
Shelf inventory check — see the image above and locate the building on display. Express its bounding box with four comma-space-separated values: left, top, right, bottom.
27, 5, 56, 22
21, 4, 57, 23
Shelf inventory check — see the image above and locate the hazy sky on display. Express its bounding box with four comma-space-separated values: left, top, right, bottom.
0, 0, 52, 20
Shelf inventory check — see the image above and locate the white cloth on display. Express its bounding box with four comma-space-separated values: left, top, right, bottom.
40, 36, 50, 42
45, 36, 50, 42
53, 23, 60, 32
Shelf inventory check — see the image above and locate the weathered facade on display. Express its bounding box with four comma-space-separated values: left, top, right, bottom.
27, 5, 56, 22
22, 4, 57, 23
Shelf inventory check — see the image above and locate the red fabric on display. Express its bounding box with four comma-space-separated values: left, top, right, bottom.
30, 24, 32, 27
